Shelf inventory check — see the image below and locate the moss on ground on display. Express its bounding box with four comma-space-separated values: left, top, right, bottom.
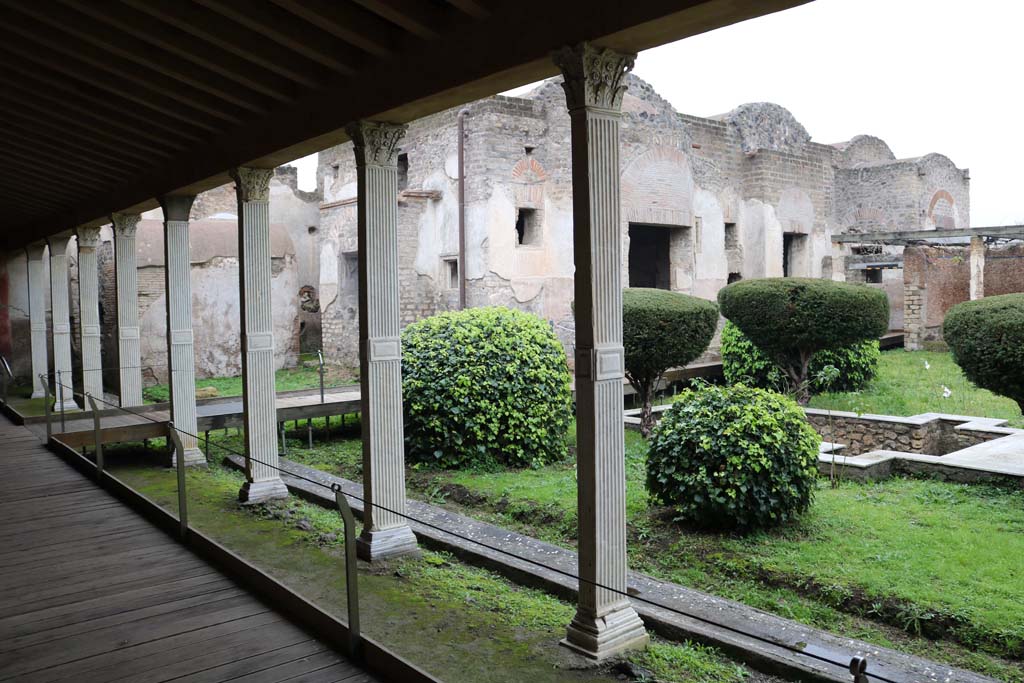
110, 456, 756, 683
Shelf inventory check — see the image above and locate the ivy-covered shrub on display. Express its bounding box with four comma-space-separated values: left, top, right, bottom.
718, 278, 888, 402
646, 384, 821, 531
623, 288, 718, 436
944, 294, 1024, 412
401, 306, 573, 469
720, 321, 880, 394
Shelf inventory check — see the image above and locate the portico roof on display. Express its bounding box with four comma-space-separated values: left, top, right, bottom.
0, 0, 807, 249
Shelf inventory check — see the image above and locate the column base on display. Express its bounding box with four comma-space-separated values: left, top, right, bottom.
54, 398, 80, 413
31, 390, 46, 399
238, 478, 289, 504
172, 447, 207, 468
562, 602, 649, 661
356, 525, 418, 562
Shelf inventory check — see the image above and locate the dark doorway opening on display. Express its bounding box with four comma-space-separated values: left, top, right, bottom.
628, 224, 671, 289
783, 233, 807, 277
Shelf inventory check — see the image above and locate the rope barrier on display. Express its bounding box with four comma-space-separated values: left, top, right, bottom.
49, 377, 882, 682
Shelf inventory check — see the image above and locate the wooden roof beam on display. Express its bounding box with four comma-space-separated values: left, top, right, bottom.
6, 1, 271, 116
0, 115, 151, 172
351, 0, 454, 40
0, 38, 225, 133
59, 0, 299, 103
194, 0, 362, 75
0, 7, 247, 125
445, 0, 492, 19
121, 0, 329, 89
269, 0, 401, 59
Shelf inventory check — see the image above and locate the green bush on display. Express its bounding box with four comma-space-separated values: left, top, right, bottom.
623, 288, 718, 435
647, 384, 821, 531
401, 306, 573, 469
720, 321, 880, 394
944, 294, 1024, 413
718, 278, 888, 402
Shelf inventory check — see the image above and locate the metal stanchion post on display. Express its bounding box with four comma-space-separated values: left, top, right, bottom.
307, 418, 312, 449
87, 394, 103, 483
280, 422, 287, 455
168, 422, 189, 541
42, 375, 52, 442
57, 370, 66, 433
318, 349, 325, 404
332, 483, 362, 660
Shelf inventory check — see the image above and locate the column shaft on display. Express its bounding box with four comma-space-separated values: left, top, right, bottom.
77, 227, 103, 401
969, 235, 985, 300
47, 235, 79, 411
232, 168, 287, 502
555, 43, 647, 660
348, 121, 417, 561
26, 244, 48, 398
161, 197, 205, 466
113, 213, 144, 407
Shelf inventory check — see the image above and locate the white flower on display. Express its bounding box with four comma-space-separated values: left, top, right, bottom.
942, 385, 952, 399
924, 360, 931, 370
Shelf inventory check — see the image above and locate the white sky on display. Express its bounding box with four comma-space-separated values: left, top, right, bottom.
288, 0, 1022, 226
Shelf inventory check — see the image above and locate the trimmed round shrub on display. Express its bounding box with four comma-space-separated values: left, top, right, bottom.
944, 294, 1024, 412
623, 288, 719, 435
718, 278, 888, 401
646, 384, 821, 531
721, 321, 880, 394
401, 306, 572, 469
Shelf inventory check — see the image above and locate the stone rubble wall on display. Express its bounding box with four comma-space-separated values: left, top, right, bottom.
806, 411, 1001, 456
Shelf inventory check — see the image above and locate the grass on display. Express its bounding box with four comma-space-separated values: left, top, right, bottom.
809, 350, 1024, 427
108, 454, 753, 683
142, 364, 355, 403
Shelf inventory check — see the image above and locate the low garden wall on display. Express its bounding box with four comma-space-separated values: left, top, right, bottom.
804, 410, 999, 456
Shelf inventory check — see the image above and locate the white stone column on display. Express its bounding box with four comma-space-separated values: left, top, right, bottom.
346, 121, 418, 561
160, 196, 205, 467
554, 43, 648, 660
112, 213, 144, 407
231, 168, 287, 502
969, 235, 985, 300
76, 226, 103, 402
47, 233, 79, 411
25, 243, 49, 398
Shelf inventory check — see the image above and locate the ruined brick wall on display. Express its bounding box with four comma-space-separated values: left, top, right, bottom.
903, 242, 1024, 349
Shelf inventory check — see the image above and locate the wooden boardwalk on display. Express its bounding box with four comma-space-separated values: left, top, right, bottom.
0, 417, 378, 683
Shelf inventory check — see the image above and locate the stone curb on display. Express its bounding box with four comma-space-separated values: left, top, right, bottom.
224, 454, 995, 683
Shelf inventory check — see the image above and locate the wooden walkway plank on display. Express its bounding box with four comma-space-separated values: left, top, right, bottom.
0, 416, 381, 683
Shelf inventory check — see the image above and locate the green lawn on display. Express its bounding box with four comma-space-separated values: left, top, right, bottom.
809, 350, 1024, 427
109, 455, 753, 683
143, 364, 355, 403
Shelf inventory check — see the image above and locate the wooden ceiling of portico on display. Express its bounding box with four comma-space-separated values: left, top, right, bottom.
0, 0, 807, 249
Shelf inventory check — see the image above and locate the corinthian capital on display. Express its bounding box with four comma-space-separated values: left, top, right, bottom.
231, 167, 274, 202
345, 121, 407, 168
76, 226, 102, 250
553, 43, 635, 112
110, 212, 141, 237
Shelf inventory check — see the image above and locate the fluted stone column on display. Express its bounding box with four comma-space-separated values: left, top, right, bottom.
970, 235, 985, 300
76, 227, 103, 402
160, 197, 205, 467
231, 168, 287, 502
554, 43, 648, 660
347, 121, 418, 561
47, 234, 79, 411
25, 243, 49, 398
112, 213, 144, 407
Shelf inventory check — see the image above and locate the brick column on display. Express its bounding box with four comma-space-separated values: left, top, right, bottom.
347, 121, 418, 561
160, 196, 205, 466
47, 233, 79, 411
231, 168, 287, 502
112, 213, 144, 407
25, 243, 48, 398
969, 235, 985, 300
76, 227, 103, 402
554, 43, 648, 660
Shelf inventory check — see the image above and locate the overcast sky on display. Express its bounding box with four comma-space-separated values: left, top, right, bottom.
288, 0, 1021, 226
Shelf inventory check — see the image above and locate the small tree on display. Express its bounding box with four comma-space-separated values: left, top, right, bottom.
717, 278, 888, 403
944, 293, 1024, 414
623, 288, 718, 436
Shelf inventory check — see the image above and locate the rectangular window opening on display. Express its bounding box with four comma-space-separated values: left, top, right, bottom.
628, 223, 673, 290
444, 258, 459, 289
515, 208, 539, 246
865, 268, 883, 283
724, 222, 738, 250
397, 153, 409, 191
